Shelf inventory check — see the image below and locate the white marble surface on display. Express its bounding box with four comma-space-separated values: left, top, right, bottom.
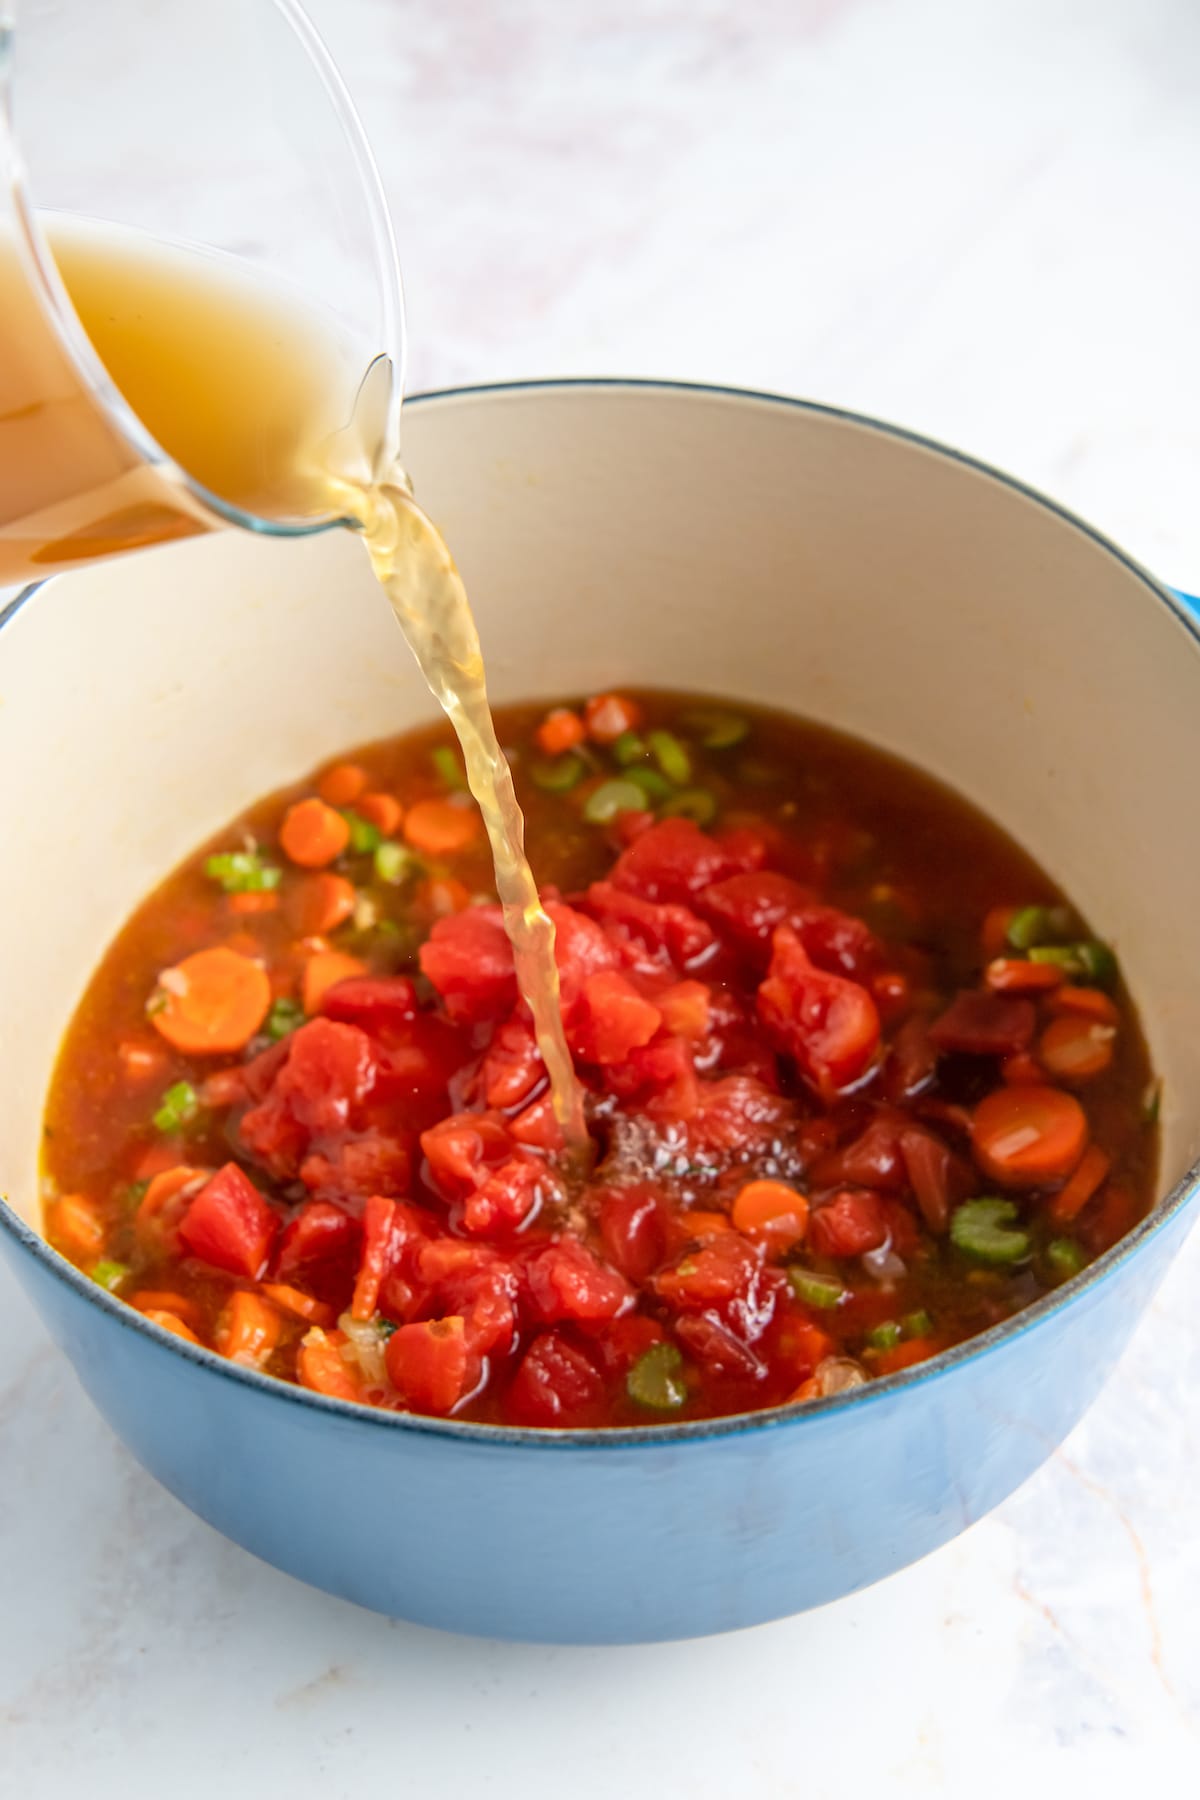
5, 0, 1200, 1791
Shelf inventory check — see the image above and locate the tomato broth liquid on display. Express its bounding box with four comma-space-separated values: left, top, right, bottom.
1, 221, 585, 1152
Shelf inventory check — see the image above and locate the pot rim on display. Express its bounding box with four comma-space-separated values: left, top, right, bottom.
3, 375, 1197, 1451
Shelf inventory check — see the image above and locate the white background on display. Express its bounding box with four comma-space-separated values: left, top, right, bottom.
4, 1, 1200, 1793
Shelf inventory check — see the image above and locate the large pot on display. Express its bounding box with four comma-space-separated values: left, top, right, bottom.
1, 381, 1197, 1643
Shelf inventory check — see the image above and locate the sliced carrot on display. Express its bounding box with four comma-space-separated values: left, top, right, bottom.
303, 949, 368, 1015
1045, 986, 1120, 1025
136, 1164, 208, 1247
873, 1336, 941, 1376
680, 1211, 735, 1238
971, 1085, 1088, 1188
50, 1193, 104, 1260
986, 957, 1063, 995
285, 872, 357, 937
261, 1282, 336, 1327
357, 792, 403, 836
535, 708, 587, 756
583, 693, 641, 743
731, 1179, 809, 1249
227, 890, 280, 916
149, 946, 271, 1054
403, 798, 481, 857
317, 762, 367, 807
981, 905, 1019, 959
1048, 1144, 1112, 1225
416, 875, 472, 917
117, 1038, 169, 1086
141, 1308, 202, 1346
131, 1141, 185, 1182
297, 1328, 362, 1401
1039, 1015, 1116, 1083
1001, 1050, 1044, 1086
218, 1290, 284, 1366
280, 797, 351, 869
131, 1290, 205, 1331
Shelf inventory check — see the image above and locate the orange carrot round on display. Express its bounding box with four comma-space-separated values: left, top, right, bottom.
303, 949, 368, 1015
150, 947, 271, 1054
218, 1290, 284, 1366
985, 957, 1063, 994
131, 1290, 206, 1331
971, 1085, 1088, 1188
981, 905, 1019, 959
1048, 1144, 1112, 1225
535, 708, 587, 756
227, 890, 280, 917
285, 872, 357, 937
357, 791, 403, 836
50, 1193, 104, 1260
731, 1179, 809, 1248
403, 798, 481, 857
1039, 1015, 1116, 1082
317, 763, 367, 807
297, 1328, 362, 1400
280, 797, 351, 869
141, 1308, 202, 1345
261, 1282, 336, 1327
1045, 986, 1120, 1025
136, 1164, 208, 1247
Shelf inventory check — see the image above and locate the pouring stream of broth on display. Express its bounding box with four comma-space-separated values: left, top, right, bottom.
0, 222, 589, 1158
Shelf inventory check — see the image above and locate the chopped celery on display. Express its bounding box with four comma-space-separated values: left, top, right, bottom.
203, 850, 281, 894
265, 996, 305, 1041
950, 1198, 1031, 1266
90, 1259, 130, 1293
647, 729, 692, 786
788, 1268, 846, 1310
583, 779, 646, 824
627, 1342, 688, 1411
531, 754, 586, 792
153, 1080, 200, 1134
660, 788, 718, 827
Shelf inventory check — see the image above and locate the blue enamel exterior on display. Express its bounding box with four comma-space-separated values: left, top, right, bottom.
1, 386, 1198, 1644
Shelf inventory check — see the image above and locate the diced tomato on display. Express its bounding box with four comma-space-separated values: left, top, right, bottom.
509, 1093, 566, 1152
418, 1241, 519, 1357
545, 901, 620, 1004
757, 925, 881, 1094
420, 1111, 513, 1196
611, 818, 739, 906
883, 1013, 937, 1103
673, 1311, 765, 1380
928, 991, 1035, 1056
300, 1132, 411, 1200
535, 708, 587, 756
480, 1016, 544, 1110
179, 1162, 278, 1279
685, 1074, 793, 1153
351, 1194, 397, 1320
583, 880, 717, 969
527, 1238, 634, 1324
598, 1188, 669, 1284
603, 1034, 701, 1119
419, 908, 517, 1025
318, 976, 419, 1030
807, 1189, 888, 1257
386, 1317, 475, 1416
589, 1313, 671, 1378
238, 1019, 378, 1179
461, 1157, 553, 1236
899, 1128, 965, 1233
812, 1112, 906, 1191
654, 1233, 765, 1312
713, 824, 771, 874
505, 1333, 605, 1426
656, 980, 711, 1040
567, 970, 663, 1065
275, 1200, 361, 1303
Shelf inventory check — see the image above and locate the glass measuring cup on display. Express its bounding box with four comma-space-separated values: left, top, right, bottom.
0, 0, 404, 584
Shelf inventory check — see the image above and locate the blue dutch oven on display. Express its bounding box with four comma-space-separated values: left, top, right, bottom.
2, 382, 1198, 1643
